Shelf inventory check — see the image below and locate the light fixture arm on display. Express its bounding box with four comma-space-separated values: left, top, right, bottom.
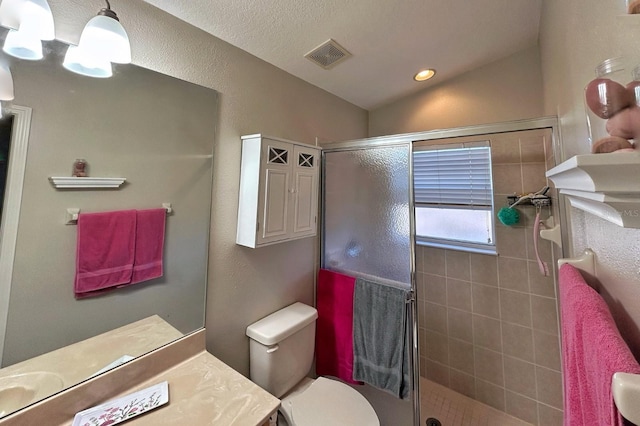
98, 0, 119, 21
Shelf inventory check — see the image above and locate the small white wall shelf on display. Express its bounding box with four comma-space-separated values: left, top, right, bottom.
49, 177, 126, 189
546, 152, 640, 228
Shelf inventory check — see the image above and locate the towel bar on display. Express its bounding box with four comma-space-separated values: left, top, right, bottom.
65, 204, 172, 225
558, 248, 595, 276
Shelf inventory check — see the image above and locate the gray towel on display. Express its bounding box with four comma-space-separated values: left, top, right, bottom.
352, 277, 410, 399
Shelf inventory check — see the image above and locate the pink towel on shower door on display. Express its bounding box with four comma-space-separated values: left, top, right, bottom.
559, 264, 640, 426
74, 210, 137, 297
131, 208, 166, 284
316, 269, 363, 385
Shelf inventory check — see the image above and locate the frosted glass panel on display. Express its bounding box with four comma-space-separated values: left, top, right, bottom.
323, 146, 411, 284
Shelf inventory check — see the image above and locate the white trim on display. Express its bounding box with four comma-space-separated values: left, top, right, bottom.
415, 238, 498, 256
546, 153, 640, 228
0, 104, 32, 365
545, 152, 640, 193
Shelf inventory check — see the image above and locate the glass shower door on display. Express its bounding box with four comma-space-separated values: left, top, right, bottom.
322, 143, 417, 426
323, 146, 411, 284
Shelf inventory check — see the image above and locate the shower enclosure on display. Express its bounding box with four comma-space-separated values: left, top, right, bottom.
320, 117, 561, 426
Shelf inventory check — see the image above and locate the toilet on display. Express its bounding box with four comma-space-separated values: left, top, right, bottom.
246, 302, 380, 426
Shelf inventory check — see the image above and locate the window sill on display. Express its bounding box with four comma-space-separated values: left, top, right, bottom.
415, 239, 497, 256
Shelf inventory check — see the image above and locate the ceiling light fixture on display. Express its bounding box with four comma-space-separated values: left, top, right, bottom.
0, 61, 14, 119
414, 69, 436, 82
63, 0, 131, 78
0, 62, 14, 101
0, 0, 55, 61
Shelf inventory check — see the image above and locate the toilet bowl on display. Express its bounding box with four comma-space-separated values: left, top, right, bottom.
246, 302, 380, 426
278, 377, 379, 426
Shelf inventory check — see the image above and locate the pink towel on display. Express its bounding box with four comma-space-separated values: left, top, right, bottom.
131, 209, 166, 284
316, 269, 362, 385
74, 210, 137, 297
559, 264, 640, 426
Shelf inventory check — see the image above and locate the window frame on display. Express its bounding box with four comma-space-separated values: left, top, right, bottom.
412, 139, 497, 255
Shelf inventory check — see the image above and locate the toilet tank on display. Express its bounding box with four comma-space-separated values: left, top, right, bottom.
246, 302, 318, 398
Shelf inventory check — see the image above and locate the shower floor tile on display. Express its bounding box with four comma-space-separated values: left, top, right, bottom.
420, 378, 533, 426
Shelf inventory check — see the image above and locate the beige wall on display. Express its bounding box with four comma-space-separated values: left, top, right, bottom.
416, 129, 563, 425
30, 0, 368, 377
539, 0, 640, 355
368, 46, 544, 137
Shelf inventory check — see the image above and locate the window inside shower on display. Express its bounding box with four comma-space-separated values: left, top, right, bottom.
413, 140, 495, 253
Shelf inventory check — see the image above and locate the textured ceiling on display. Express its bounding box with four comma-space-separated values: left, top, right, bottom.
142, 0, 542, 110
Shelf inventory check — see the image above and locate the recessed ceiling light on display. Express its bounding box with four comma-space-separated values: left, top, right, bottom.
414, 69, 436, 81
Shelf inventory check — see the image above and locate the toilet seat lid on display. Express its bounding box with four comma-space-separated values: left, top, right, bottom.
290, 377, 379, 426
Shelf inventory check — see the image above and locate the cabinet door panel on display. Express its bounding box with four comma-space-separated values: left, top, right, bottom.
293, 172, 315, 234
260, 168, 290, 242
292, 145, 318, 237
256, 138, 292, 245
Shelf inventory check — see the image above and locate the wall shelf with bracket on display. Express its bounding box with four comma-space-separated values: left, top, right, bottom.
49, 177, 126, 189
546, 152, 640, 228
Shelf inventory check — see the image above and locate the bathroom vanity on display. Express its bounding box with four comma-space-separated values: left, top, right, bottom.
0, 321, 279, 426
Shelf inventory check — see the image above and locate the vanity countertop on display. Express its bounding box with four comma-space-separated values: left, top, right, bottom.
0, 328, 279, 426
68, 350, 281, 426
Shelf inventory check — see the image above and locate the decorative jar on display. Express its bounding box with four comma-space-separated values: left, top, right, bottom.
584, 58, 636, 153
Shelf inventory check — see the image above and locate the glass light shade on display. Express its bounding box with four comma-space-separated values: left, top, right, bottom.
0, 0, 24, 30
22, 0, 54, 40
0, 63, 14, 100
0, 0, 55, 40
78, 15, 131, 64
63, 45, 113, 78
3, 28, 43, 60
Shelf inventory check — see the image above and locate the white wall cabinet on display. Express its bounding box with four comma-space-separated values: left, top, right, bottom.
237, 134, 320, 248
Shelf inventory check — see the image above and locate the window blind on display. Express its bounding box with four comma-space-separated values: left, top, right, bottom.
413, 142, 492, 209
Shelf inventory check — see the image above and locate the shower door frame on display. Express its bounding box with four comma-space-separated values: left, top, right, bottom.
320, 115, 562, 426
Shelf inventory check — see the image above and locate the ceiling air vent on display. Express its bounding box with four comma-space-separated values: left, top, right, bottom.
304, 39, 351, 70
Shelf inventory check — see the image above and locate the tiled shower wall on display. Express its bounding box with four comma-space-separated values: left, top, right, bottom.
416, 129, 563, 425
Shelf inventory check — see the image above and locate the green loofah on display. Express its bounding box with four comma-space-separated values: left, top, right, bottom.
497, 207, 520, 226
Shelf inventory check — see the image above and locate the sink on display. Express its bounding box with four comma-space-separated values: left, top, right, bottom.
0, 372, 65, 417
